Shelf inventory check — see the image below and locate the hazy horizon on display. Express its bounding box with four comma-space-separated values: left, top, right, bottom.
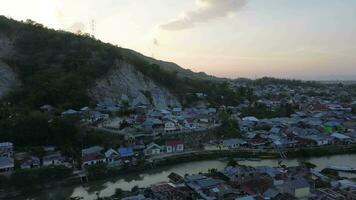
1, 0, 355, 80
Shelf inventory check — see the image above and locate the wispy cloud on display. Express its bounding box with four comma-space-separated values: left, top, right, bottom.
160, 0, 247, 31
66, 22, 86, 33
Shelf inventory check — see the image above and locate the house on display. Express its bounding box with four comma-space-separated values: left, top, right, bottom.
118, 147, 134, 159
81, 146, 106, 168
0, 157, 14, 174
89, 111, 109, 122
40, 104, 55, 112
283, 178, 310, 198
144, 143, 162, 156
186, 175, 226, 199
331, 132, 352, 144
20, 156, 41, 169
151, 182, 192, 200
166, 140, 184, 153
224, 166, 257, 183
297, 134, 331, 146
104, 148, 120, 165
172, 107, 182, 115
164, 121, 177, 133
61, 109, 79, 116
0, 142, 13, 158
222, 138, 247, 149
42, 151, 66, 167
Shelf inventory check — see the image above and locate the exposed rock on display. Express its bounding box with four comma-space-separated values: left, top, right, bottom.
0, 34, 14, 59
0, 35, 19, 98
89, 61, 181, 109
0, 60, 19, 98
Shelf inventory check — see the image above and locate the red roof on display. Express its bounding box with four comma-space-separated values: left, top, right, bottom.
166, 140, 184, 146
82, 153, 105, 162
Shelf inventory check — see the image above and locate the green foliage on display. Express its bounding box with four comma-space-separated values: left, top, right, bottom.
227, 158, 238, 167
352, 105, 356, 114
208, 168, 218, 174
0, 111, 80, 147
241, 102, 294, 118
254, 77, 321, 88
301, 161, 317, 169
321, 168, 339, 178
9, 166, 72, 193
86, 164, 108, 180
0, 16, 122, 109
218, 112, 241, 138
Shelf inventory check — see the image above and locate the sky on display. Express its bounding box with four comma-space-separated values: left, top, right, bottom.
0, 0, 356, 80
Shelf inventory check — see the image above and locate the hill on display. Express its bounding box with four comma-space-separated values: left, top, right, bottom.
0, 16, 238, 111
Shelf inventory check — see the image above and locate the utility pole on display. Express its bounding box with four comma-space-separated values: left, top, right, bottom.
90, 19, 95, 38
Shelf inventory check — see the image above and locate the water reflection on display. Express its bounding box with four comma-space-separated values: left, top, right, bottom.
29, 154, 356, 200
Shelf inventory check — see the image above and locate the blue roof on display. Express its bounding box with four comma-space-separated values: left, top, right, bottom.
82, 146, 103, 155
324, 120, 341, 127
195, 178, 225, 188
119, 147, 134, 157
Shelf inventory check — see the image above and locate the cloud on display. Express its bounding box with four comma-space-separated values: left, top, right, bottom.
66, 22, 86, 33
153, 38, 159, 46
160, 0, 247, 31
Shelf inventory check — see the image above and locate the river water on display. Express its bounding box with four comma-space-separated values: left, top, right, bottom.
27, 154, 356, 200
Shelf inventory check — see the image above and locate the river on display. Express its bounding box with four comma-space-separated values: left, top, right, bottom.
26, 154, 356, 200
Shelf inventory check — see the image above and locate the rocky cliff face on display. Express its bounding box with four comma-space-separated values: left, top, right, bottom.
0, 36, 19, 98
89, 61, 181, 109
0, 60, 19, 98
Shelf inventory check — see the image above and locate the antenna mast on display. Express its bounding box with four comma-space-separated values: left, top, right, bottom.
90, 19, 95, 37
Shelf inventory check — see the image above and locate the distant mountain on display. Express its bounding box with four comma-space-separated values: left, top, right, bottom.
0, 16, 229, 110
124, 49, 226, 82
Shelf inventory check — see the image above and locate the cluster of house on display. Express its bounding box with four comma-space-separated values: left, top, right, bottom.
232, 108, 356, 151
316, 179, 356, 199
120, 164, 312, 200
81, 140, 184, 168
121, 163, 356, 200
102, 106, 220, 136
55, 102, 220, 136
0, 143, 70, 175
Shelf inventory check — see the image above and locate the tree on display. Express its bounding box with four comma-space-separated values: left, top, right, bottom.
227, 158, 238, 167
218, 112, 241, 138
321, 168, 339, 178
208, 168, 218, 175
352, 105, 356, 114
301, 161, 317, 169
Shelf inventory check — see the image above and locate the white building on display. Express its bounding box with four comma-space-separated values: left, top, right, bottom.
0, 142, 13, 158
144, 143, 162, 156
0, 157, 14, 174
164, 122, 177, 133
42, 152, 66, 167
166, 140, 184, 153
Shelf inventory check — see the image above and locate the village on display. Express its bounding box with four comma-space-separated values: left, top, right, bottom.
118, 161, 356, 200
1, 82, 356, 199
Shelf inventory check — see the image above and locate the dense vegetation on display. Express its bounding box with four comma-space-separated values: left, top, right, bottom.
217, 112, 241, 138
254, 77, 322, 88
1, 17, 122, 110
241, 102, 294, 119
0, 166, 72, 195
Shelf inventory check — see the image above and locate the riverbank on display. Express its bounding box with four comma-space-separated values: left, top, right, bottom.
21, 154, 356, 200
6, 144, 356, 199
154, 144, 356, 167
